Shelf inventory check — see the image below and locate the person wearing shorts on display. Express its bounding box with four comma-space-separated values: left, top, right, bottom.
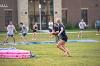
3, 21, 17, 45
55, 18, 71, 57
78, 19, 87, 38
20, 23, 28, 41
32, 23, 38, 40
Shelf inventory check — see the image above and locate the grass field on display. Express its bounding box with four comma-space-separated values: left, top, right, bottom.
0, 31, 100, 66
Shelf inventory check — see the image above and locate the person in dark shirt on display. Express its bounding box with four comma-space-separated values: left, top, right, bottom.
52, 22, 59, 43
95, 19, 100, 35
19, 23, 28, 42
55, 18, 71, 57
32, 23, 38, 40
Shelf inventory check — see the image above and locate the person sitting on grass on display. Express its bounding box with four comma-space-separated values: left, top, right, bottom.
19, 23, 28, 41
3, 21, 17, 45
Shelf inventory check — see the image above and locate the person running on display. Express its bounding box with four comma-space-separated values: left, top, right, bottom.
3, 21, 17, 45
55, 18, 71, 57
48, 20, 53, 38
20, 23, 28, 41
78, 19, 87, 38
95, 19, 100, 35
32, 23, 38, 40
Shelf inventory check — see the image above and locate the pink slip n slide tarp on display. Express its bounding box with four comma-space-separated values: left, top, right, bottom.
0, 48, 32, 59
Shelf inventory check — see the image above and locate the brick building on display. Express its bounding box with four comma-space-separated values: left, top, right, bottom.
62, 0, 100, 27
0, 0, 100, 31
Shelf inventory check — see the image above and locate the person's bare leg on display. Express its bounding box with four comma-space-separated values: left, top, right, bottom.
78, 31, 81, 39
62, 44, 71, 57
21, 35, 25, 42
96, 28, 100, 35
56, 40, 66, 52
32, 32, 36, 40
32, 33, 34, 40
22, 36, 27, 42
25, 35, 28, 42
57, 39, 71, 57
80, 31, 82, 38
3, 36, 9, 45
34, 32, 36, 40
12, 36, 16, 45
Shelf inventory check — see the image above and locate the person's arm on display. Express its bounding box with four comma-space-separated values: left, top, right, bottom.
95, 23, 96, 28
33, 25, 36, 29
79, 22, 81, 28
14, 25, 17, 33
7, 25, 9, 31
58, 27, 64, 36
84, 22, 87, 27
36, 24, 38, 29
26, 27, 29, 33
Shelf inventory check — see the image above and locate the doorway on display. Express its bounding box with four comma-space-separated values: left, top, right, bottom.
5, 10, 12, 26
81, 8, 88, 24
28, 0, 54, 30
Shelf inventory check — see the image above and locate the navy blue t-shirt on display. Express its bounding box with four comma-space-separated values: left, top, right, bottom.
58, 24, 67, 37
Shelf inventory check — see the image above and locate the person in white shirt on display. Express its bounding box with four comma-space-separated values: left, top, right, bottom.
78, 19, 87, 38
3, 21, 17, 45
48, 20, 53, 38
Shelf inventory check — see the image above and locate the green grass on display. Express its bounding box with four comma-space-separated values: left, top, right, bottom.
0, 31, 100, 66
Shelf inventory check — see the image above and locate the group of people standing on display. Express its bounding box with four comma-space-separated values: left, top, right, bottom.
3, 21, 38, 45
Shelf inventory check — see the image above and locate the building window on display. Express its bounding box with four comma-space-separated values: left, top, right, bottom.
81, 8, 88, 24
62, 8, 68, 24
28, 0, 54, 30
5, 10, 12, 26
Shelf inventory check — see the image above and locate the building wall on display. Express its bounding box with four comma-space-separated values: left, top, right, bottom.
1, 0, 99, 31
54, 0, 62, 22
0, 0, 18, 31
62, 0, 100, 28
17, 0, 29, 28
